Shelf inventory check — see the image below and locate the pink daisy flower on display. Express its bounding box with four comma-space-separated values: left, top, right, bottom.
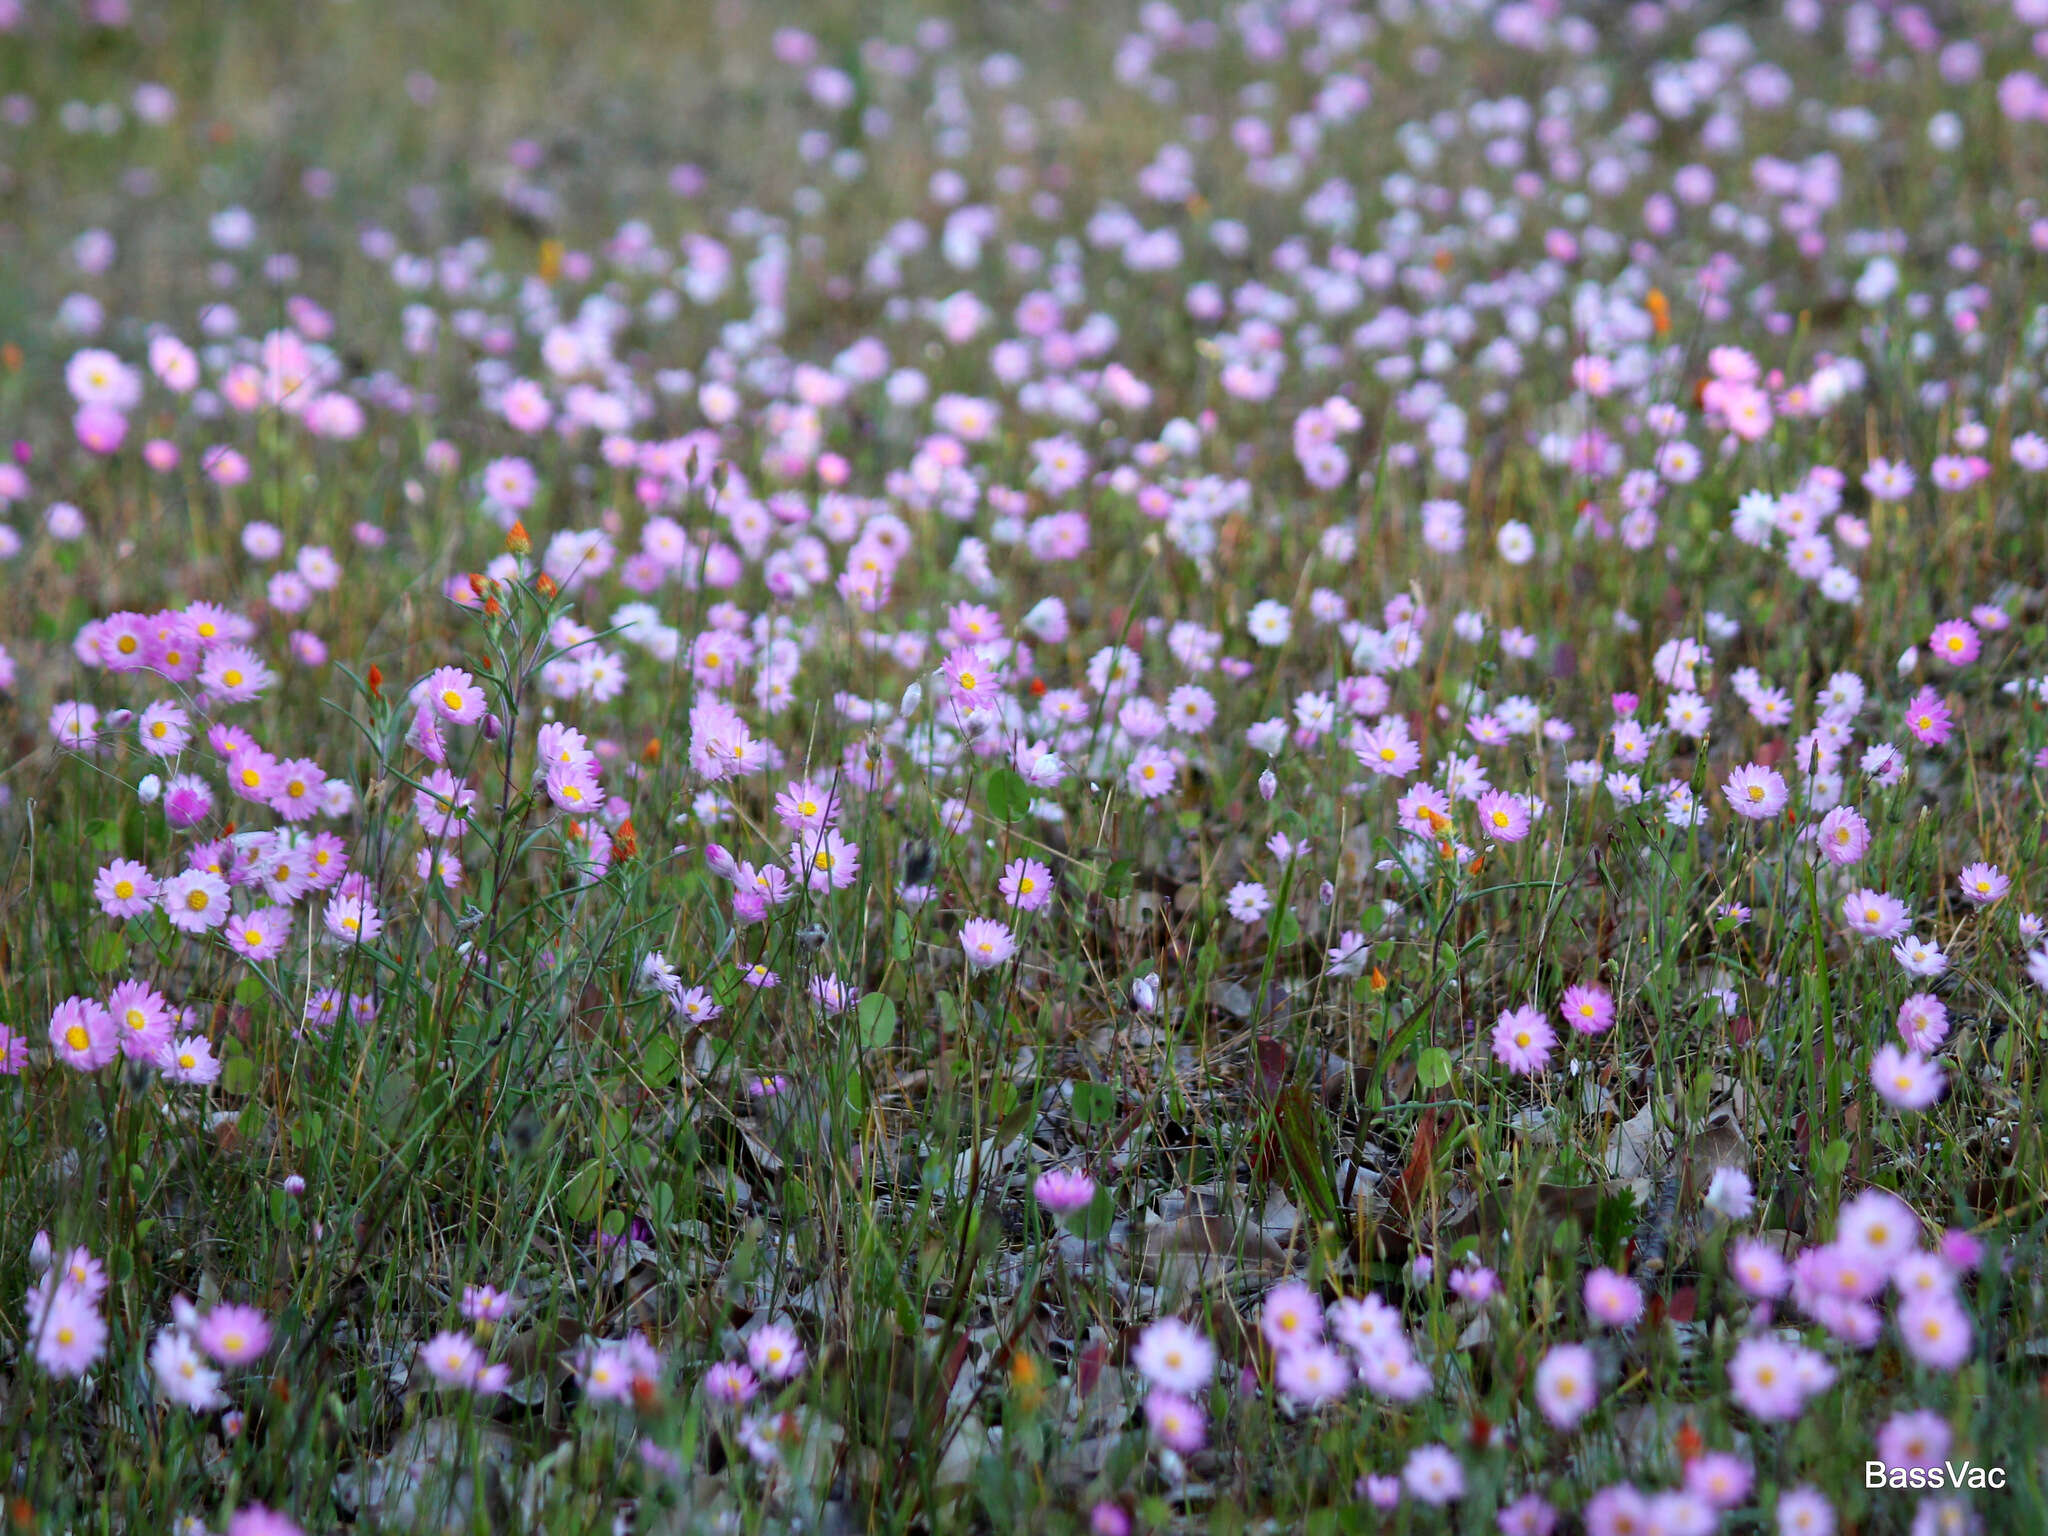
1491, 1005, 1556, 1074
49, 996, 118, 1071
1722, 763, 1788, 820
94, 859, 160, 919
1584, 1267, 1644, 1328
999, 857, 1054, 911
960, 917, 1018, 971
226, 905, 293, 962
197, 1303, 273, 1366
1558, 982, 1615, 1036
1927, 619, 1980, 667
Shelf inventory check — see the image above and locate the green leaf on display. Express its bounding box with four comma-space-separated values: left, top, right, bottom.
890, 909, 914, 962
1816, 1137, 1851, 1180
234, 975, 265, 1006
1071, 1080, 1117, 1125
220, 1056, 258, 1096
1101, 859, 1134, 901
1415, 1046, 1454, 1091
985, 766, 1031, 822
596, 1103, 632, 1157
1592, 1190, 1639, 1263
1068, 1184, 1117, 1241
86, 930, 128, 974
641, 1032, 679, 1088
855, 992, 897, 1049
561, 1160, 610, 1224
649, 1180, 678, 1227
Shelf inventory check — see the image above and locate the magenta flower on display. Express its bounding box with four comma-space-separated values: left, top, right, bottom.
1814, 806, 1870, 865
94, 858, 159, 919
1896, 1295, 1972, 1371
49, 996, 117, 1071
1490, 1005, 1556, 1075
162, 869, 231, 934
1902, 686, 1953, 746
1722, 763, 1789, 820
227, 906, 293, 963
1533, 1342, 1597, 1428
1584, 1267, 1644, 1328
1957, 861, 2009, 905
703, 1360, 758, 1406
197, 1303, 272, 1366
1927, 619, 1980, 667
1558, 983, 1615, 1036
1126, 745, 1177, 799
1871, 1045, 1944, 1110
31, 1284, 106, 1379
746, 1322, 806, 1383
106, 979, 173, 1059
1274, 1342, 1350, 1404
998, 857, 1054, 911
959, 917, 1017, 972
1032, 1167, 1096, 1215
1143, 1388, 1206, 1452
1260, 1280, 1324, 1354
1132, 1318, 1215, 1394
424, 665, 486, 724
1474, 789, 1531, 842
1401, 1444, 1465, 1505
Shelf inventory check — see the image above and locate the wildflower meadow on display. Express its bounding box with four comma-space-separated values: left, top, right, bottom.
3, 0, 2048, 1530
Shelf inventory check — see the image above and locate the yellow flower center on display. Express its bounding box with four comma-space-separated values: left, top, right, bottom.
113, 880, 134, 899
65, 1025, 89, 1052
